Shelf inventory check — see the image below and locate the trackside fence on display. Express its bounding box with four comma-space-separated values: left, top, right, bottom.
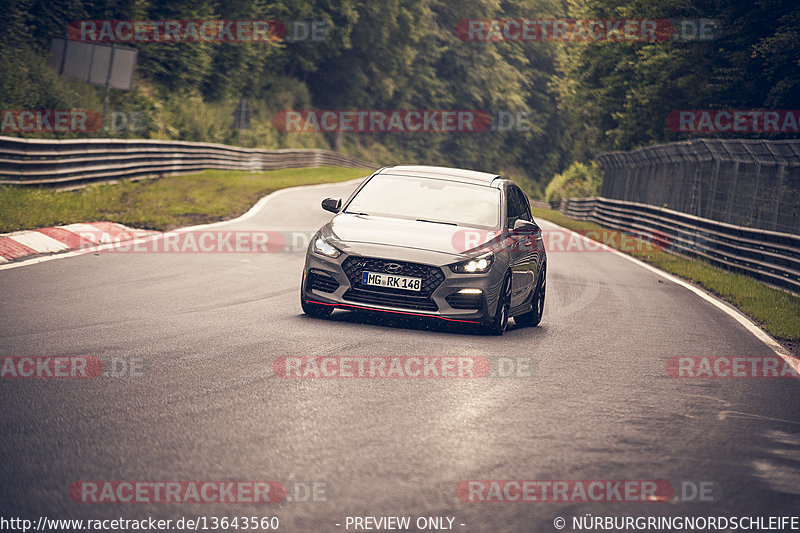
597, 139, 800, 235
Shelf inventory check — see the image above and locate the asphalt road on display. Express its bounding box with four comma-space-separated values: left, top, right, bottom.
1, 178, 799, 532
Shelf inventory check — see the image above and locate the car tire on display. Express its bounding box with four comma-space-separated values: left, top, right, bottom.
300, 274, 334, 318
514, 266, 545, 327
485, 273, 512, 335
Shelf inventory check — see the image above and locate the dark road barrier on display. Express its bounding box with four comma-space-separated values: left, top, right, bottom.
560, 196, 800, 293
0, 136, 377, 186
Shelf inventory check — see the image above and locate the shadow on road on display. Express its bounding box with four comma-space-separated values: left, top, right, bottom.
297, 308, 547, 338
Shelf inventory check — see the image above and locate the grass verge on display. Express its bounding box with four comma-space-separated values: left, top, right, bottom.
0, 167, 368, 232
531, 207, 800, 346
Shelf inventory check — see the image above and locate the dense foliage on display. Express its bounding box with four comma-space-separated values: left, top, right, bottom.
1, 0, 798, 195
544, 161, 602, 206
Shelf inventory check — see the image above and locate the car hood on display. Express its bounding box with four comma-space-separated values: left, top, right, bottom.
323, 214, 498, 258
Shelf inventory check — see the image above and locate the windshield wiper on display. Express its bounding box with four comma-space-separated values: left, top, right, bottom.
416, 218, 457, 226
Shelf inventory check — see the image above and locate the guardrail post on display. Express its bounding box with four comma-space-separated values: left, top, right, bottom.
724, 161, 739, 225
772, 164, 786, 232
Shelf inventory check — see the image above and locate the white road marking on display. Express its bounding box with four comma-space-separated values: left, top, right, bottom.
176, 178, 365, 232
717, 410, 800, 425
537, 218, 792, 359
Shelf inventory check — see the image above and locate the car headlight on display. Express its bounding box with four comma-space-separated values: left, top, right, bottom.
450, 252, 494, 273
313, 235, 341, 258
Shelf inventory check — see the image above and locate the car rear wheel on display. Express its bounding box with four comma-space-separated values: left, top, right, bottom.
514, 266, 545, 327
485, 273, 511, 335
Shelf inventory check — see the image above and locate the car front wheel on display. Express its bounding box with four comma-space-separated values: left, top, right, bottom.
485, 273, 512, 335
514, 266, 545, 327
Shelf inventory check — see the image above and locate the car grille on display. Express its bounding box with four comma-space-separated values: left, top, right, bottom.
308, 271, 339, 293
341, 256, 445, 312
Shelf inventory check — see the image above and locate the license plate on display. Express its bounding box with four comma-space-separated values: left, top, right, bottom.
361, 271, 422, 291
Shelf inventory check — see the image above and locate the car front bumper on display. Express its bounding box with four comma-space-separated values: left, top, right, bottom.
302, 243, 507, 324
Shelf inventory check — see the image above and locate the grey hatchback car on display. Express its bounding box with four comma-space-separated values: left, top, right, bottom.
300, 165, 547, 334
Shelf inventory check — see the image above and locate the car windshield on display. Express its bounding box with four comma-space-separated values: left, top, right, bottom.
345, 174, 501, 229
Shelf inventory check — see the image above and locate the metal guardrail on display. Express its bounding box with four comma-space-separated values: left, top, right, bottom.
0, 136, 378, 185
560, 196, 800, 293
529, 199, 550, 210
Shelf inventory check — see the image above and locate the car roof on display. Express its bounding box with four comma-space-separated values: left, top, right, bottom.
378, 165, 502, 186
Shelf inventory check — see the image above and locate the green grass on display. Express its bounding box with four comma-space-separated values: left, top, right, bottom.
0, 167, 368, 232
532, 207, 800, 343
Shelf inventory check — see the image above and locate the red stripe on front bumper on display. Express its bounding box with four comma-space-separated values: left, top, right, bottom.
308, 300, 481, 324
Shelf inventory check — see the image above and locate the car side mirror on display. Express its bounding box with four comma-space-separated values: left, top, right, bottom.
513, 219, 539, 233
321, 198, 342, 213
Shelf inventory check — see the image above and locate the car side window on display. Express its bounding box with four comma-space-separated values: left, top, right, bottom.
517, 188, 533, 222
506, 186, 529, 227
505, 187, 517, 227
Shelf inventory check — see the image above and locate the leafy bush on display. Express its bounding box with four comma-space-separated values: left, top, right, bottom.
544, 161, 602, 207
